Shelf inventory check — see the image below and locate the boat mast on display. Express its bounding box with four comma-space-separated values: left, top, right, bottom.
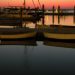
32, 0, 36, 8
23, 0, 26, 9
38, 0, 41, 8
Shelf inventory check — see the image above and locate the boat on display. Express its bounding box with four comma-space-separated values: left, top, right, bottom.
0, 0, 42, 20
0, 14, 35, 20
0, 27, 36, 39
0, 12, 42, 26
43, 25, 75, 40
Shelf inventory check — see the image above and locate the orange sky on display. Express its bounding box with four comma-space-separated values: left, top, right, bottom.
0, 0, 74, 9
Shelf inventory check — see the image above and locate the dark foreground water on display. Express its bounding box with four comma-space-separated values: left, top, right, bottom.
0, 40, 75, 75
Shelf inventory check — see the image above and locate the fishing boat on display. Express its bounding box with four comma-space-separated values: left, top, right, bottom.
0, 0, 42, 21
0, 11, 41, 25
0, 27, 36, 39
0, 0, 41, 39
43, 25, 75, 40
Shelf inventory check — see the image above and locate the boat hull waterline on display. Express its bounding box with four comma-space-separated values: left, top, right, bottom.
44, 32, 75, 40
0, 32, 36, 39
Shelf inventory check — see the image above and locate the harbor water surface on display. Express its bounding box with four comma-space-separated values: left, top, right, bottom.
0, 15, 75, 75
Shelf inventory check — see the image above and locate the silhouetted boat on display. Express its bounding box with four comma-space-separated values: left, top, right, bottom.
0, 27, 36, 39
43, 25, 75, 40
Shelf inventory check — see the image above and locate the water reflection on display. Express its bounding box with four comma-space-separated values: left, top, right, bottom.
0, 40, 37, 75
0, 40, 75, 75
0, 15, 75, 28
45, 15, 75, 25
25, 15, 75, 28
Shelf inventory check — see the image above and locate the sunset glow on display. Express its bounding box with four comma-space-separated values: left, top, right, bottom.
0, 0, 74, 9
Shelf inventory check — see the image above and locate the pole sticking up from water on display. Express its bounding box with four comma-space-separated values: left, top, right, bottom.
58, 6, 62, 32
20, 7, 23, 27
0, 8, 1, 15
42, 4, 45, 15
52, 6, 55, 24
50, 6, 55, 32
74, 5, 75, 23
42, 4, 45, 25
58, 6, 60, 24
23, 0, 26, 9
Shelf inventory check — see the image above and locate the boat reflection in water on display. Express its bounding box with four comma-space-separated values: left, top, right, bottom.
0, 39, 75, 48
0, 39, 37, 75
43, 39, 75, 48
0, 39, 75, 75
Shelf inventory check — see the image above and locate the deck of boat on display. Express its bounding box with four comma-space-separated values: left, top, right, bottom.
43, 25, 75, 34
0, 27, 35, 34
43, 25, 75, 40
0, 27, 36, 39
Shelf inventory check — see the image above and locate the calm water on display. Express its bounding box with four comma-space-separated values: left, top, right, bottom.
0, 40, 75, 75
26, 15, 75, 28
0, 15, 75, 28
0, 15, 75, 75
